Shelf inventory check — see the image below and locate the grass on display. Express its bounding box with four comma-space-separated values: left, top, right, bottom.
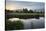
8, 13, 44, 15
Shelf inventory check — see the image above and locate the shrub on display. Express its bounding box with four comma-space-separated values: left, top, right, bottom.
5, 20, 24, 30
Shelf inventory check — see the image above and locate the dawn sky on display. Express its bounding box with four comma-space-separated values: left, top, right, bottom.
6, 0, 45, 10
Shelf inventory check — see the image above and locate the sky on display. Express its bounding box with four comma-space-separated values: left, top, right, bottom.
6, 0, 45, 10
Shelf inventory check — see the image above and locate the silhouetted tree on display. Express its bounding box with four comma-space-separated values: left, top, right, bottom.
5, 9, 13, 13
23, 8, 28, 13
15, 10, 19, 13
28, 9, 33, 13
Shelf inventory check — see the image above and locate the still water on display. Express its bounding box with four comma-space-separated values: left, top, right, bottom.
8, 17, 45, 29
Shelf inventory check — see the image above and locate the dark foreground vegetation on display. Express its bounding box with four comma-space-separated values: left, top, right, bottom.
5, 20, 24, 30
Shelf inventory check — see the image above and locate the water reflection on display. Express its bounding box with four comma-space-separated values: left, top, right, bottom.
8, 17, 45, 29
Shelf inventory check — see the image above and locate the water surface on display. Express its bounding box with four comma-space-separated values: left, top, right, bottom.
8, 17, 45, 29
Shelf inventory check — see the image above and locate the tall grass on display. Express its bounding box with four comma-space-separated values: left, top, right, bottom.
5, 20, 24, 30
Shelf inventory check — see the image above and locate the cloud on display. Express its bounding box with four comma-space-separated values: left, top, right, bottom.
6, 0, 45, 10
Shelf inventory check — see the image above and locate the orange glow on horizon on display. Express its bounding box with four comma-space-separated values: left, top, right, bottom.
6, 5, 17, 10
6, 4, 24, 10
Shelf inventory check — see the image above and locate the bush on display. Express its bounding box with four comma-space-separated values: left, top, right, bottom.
5, 20, 24, 30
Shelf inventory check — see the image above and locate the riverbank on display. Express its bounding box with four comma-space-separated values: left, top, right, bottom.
5, 13, 44, 19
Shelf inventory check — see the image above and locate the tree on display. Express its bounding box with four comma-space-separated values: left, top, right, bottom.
5, 9, 13, 13
23, 8, 28, 13
28, 9, 33, 13
15, 10, 19, 13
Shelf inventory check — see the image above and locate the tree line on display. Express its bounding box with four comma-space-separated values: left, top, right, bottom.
5, 8, 44, 14
5, 8, 33, 13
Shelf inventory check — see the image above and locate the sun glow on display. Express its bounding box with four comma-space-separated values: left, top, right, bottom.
6, 5, 16, 10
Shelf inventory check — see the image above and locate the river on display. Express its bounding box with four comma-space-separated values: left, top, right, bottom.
8, 17, 45, 29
